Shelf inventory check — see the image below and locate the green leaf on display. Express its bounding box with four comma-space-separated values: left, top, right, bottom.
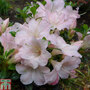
42, 37, 47, 40
8, 64, 15, 70
30, 6, 36, 16
83, 24, 88, 30
16, 8, 22, 13
41, 0, 46, 5
9, 31, 17, 37
48, 41, 51, 45
88, 27, 90, 31
23, 7, 28, 12
74, 24, 90, 38
4, 49, 15, 58
74, 28, 81, 32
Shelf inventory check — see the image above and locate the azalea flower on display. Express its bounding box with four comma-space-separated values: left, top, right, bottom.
56, 36, 83, 57
16, 64, 50, 85
51, 56, 81, 79
0, 23, 21, 51
36, 0, 79, 30
36, 0, 64, 18
16, 38, 51, 69
15, 19, 50, 46
0, 29, 16, 51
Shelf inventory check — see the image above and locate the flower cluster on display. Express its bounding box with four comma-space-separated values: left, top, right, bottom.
0, 0, 84, 86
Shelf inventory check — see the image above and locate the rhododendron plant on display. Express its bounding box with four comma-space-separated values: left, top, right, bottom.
0, 0, 89, 87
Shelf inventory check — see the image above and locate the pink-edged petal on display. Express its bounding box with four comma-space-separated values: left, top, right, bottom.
71, 41, 83, 49
44, 69, 59, 85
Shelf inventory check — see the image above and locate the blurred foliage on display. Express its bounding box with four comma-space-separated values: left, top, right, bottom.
0, 0, 11, 16
0, 44, 20, 80
15, 0, 46, 21
74, 24, 90, 39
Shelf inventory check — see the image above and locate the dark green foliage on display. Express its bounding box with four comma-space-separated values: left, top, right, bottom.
74, 24, 90, 39
0, 0, 11, 16
16, 6, 31, 22
60, 29, 78, 44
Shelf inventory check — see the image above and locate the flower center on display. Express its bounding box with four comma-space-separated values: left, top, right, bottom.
31, 46, 41, 57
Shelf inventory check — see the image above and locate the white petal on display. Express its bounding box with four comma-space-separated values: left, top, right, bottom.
16, 64, 28, 74
58, 69, 69, 79
39, 66, 50, 74
53, 0, 64, 11
33, 70, 45, 85
20, 71, 33, 85
61, 56, 81, 71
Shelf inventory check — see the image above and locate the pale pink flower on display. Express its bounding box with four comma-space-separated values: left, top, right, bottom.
51, 56, 81, 79
56, 36, 83, 57
62, 6, 80, 29
36, 0, 64, 17
16, 64, 50, 85
0, 29, 16, 51
44, 69, 59, 85
36, 0, 79, 30
9, 22, 22, 32
15, 19, 50, 46
36, 0, 69, 30
16, 38, 51, 69
0, 23, 21, 51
